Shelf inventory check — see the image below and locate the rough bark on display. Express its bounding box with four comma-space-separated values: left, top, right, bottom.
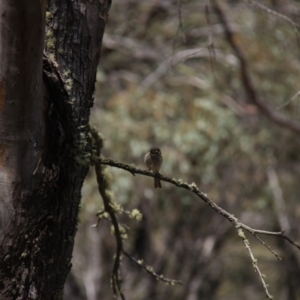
0, 0, 109, 299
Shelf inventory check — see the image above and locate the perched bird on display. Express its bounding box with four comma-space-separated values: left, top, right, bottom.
144, 147, 163, 188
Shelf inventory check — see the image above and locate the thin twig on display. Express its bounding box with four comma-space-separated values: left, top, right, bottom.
281, 233, 300, 251
123, 251, 183, 285
245, 0, 300, 29
248, 230, 281, 261
237, 228, 273, 299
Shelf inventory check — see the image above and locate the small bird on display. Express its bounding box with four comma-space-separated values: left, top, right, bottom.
144, 147, 163, 188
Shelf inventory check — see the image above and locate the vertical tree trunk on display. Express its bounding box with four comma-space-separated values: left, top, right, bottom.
0, 0, 109, 298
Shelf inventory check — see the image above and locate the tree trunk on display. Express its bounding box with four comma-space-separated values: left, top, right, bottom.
0, 0, 109, 298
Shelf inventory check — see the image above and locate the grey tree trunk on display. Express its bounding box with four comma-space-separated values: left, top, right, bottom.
0, 0, 109, 299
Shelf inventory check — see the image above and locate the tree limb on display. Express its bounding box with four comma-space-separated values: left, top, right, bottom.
212, 0, 300, 135
94, 156, 300, 298
95, 157, 300, 249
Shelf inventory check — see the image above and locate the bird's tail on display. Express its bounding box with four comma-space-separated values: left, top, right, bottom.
154, 177, 162, 188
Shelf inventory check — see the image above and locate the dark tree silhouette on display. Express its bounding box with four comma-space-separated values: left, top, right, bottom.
0, 1, 110, 298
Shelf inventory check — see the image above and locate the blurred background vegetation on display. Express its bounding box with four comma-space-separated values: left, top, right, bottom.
64, 1, 300, 299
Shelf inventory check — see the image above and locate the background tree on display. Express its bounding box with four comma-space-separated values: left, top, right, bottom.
0, 0, 110, 299
70, 0, 300, 300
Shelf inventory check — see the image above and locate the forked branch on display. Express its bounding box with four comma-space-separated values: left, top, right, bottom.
94, 155, 300, 299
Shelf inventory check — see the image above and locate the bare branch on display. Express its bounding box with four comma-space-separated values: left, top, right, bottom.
245, 0, 300, 30
248, 230, 281, 261
90, 128, 182, 299
141, 48, 206, 89
237, 228, 273, 299
276, 90, 300, 110
94, 155, 300, 298
140, 47, 237, 89
123, 251, 183, 286
95, 156, 300, 250
90, 127, 299, 298
212, 0, 300, 135
103, 34, 159, 60
238, 224, 300, 251
91, 128, 125, 300
95, 157, 237, 222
